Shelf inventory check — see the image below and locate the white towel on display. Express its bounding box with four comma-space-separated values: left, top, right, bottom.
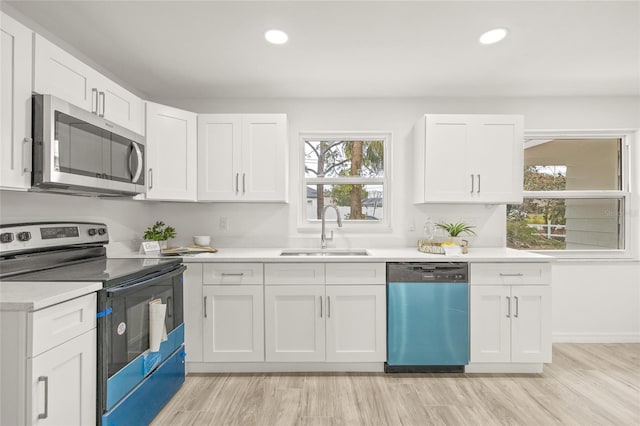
149, 299, 168, 352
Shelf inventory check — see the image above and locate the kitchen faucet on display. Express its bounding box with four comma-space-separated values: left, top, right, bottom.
321, 205, 343, 249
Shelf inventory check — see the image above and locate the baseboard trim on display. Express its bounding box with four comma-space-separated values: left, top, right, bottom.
465, 363, 544, 374
187, 362, 385, 373
552, 332, 640, 343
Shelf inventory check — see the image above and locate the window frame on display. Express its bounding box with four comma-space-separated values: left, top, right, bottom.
298, 131, 392, 232
517, 129, 636, 259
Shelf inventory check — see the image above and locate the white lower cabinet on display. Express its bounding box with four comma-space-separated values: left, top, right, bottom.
201, 263, 265, 362
203, 285, 264, 362
30, 329, 97, 425
325, 285, 386, 362
264, 263, 386, 363
469, 263, 552, 368
265, 285, 325, 362
1, 293, 97, 426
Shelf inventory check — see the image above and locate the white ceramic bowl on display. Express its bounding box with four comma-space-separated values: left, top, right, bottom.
193, 235, 211, 246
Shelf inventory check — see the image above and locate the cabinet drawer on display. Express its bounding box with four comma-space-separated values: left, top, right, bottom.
265, 263, 325, 285
30, 293, 97, 357
203, 263, 263, 285
326, 263, 386, 285
470, 263, 551, 285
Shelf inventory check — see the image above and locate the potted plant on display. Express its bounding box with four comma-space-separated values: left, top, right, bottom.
435, 221, 475, 252
435, 221, 476, 237
143, 221, 176, 249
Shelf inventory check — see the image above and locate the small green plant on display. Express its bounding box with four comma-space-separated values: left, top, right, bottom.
435, 221, 476, 237
143, 221, 176, 241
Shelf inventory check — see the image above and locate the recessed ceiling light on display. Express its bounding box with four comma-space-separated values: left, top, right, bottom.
265, 29, 288, 45
479, 28, 508, 45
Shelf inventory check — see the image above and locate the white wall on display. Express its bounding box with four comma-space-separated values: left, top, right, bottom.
1, 95, 639, 342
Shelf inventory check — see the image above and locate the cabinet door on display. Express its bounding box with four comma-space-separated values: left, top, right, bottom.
145, 102, 197, 201
469, 115, 523, 203
33, 34, 96, 112
470, 285, 511, 363
1, 12, 32, 190
265, 285, 325, 362
422, 115, 472, 202
511, 286, 552, 363
30, 329, 96, 426
325, 285, 386, 362
95, 74, 144, 135
240, 114, 288, 202
197, 114, 242, 201
183, 264, 203, 363
203, 285, 264, 362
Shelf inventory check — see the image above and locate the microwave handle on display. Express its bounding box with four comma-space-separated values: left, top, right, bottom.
128, 143, 143, 183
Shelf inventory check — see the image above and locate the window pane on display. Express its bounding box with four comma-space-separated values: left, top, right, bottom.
304, 140, 384, 179
524, 139, 621, 190
306, 184, 383, 221
507, 198, 623, 250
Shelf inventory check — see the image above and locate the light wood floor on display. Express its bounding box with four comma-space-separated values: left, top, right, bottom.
152, 344, 640, 425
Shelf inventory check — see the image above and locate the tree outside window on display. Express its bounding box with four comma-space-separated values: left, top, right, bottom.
303, 135, 386, 223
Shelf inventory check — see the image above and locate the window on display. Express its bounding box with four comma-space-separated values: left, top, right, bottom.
507, 133, 632, 255
301, 133, 389, 226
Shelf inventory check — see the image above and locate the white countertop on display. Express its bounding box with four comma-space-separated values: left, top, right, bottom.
109, 246, 553, 263
0, 281, 102, 312
0, 247, 550, 312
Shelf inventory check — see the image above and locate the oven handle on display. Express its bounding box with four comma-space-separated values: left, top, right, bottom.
106, 265, 186, 295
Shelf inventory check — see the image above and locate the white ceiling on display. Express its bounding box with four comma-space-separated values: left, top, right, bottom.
5, 1, 640, 100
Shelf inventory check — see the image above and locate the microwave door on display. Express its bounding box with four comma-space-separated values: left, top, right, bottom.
55, 111, 108, 179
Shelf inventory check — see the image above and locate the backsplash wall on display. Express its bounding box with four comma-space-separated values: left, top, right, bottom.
1, 95, 638, 250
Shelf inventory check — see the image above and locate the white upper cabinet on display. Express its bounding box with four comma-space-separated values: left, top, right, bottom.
145, 102, 198, 201
1, 12, 33, 190
414, 114, 524, 204
198, 114, 288, 202
33, 34, 144, 135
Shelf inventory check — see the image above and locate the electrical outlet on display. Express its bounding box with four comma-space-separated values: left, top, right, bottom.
219, 217, 228, 231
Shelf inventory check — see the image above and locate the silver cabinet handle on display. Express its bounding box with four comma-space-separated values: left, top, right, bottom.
470, 174, 474, 194
99, 91, 106, 117
506, 296, 511, 318
148, 168, 153, 189
319, 296, 323, 318
221, 272, 244, 277
92, 88, 98, 114
499, 273, 524, 277
235, 173, 239, 194
477, 174, 481, 194
242, 173, 246, 194
203, 296, 207, 318
22, 137, 32, 173
514, 296, 519, 318
38, 376, 49, 419
327, 296, 331, 318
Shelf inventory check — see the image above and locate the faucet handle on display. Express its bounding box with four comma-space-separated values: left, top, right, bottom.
326, 230, 334, 242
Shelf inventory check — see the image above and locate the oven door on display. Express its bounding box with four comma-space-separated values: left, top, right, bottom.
104, 265, 185, 378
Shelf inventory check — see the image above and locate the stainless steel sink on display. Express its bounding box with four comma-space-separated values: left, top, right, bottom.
280, 249, 370, 257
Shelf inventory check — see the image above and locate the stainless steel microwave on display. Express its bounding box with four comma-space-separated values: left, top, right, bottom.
32, 94, 145, 196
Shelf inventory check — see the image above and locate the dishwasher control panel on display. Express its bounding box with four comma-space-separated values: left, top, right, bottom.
387, 262, 468, 282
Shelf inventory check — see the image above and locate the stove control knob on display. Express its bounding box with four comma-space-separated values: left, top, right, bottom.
88, 228, 97, 236
17, 232, 31, 242
0, 232, 14, 243
98, 228, 107, 235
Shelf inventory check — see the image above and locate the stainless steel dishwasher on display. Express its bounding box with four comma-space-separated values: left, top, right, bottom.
385, 262, 469, 373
